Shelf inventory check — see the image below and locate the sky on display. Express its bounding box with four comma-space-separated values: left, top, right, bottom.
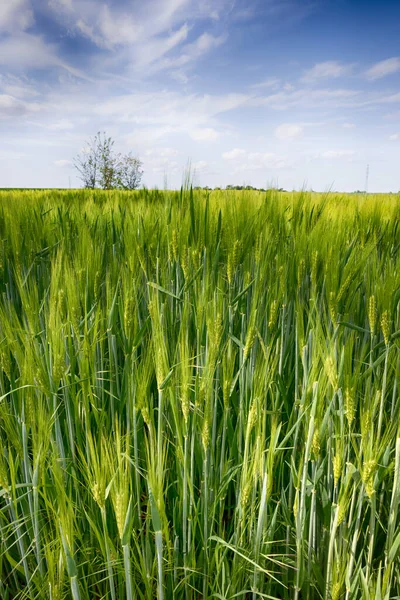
1, 0, 400, 191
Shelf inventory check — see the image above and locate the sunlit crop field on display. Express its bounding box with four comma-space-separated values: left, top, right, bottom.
0, 189, 399, 600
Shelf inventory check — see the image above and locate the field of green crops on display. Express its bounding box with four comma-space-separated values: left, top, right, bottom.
0, 188, 399, 600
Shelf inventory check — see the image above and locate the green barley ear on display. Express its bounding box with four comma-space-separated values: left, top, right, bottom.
337, 498, 348, 526
368, 295, 377, 335
333, 453, 343, 486
243, 325, 256, 362
311, 250, 318, 284
325, 355, 338, 390
381, 310, 390, 346
0, 451, 9, 498
171, 228, 178, 262
201, 419, 210, 451
255, 234, 261, 264
362, 459, 378, 498
0, 346, 11, 380
297, 258, 305, 290
337, 271, 353, 304
312, 428, 321, 460
123, 293, 136, 336
268, 300, 278, 329
278, 265, 285, 290
227, 249, 233, 284
191, 248, 201, 270
361, 409, 371, 440
329, 292, 338, 326
247, 397, 258, 432
181, 247, 189, 279
211, 311, 223, 352
332, 579, 342, 600
345, 387, 355, 426
240, 481, 251, 511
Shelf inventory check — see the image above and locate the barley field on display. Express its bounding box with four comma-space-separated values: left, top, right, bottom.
0, 189, 399, 600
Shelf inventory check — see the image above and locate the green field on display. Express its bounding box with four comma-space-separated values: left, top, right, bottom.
0, 189, 399, 600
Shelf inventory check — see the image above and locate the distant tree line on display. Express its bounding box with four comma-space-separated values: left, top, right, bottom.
74, 132, 143, 190
194, 185, 287, 192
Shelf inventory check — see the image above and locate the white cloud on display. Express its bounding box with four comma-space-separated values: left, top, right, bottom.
48, 119, 75, 130
192, 160, 209, 171
49, 0, 187, 48
170, 70, 190, 84
0, 74, 39, 99
389, 133, 400, 141
253, 88, 361, 110
143, 146, 181, 175
301, 61, 354, 82
48, 0, 229, 74
0, 34, 56, 70
0, 94, 39, 118
222, 148, 247, 160
190, 128, 219, 141
342, 122, 355, 129
94, 91, 249, 139
0, 34, 89, 80
222, 148, 288, 170
54, 159, 72, 167
123, 126, 176, 147
319, 150, 355, 159
0, 0, 34, 33
155, 32, 227, 71
145, 147, 179, 158
251, 77, 281, 90
366, 57, 400, 80
131, 24, 191, 69
244, 152, 288, 170
275, 123, 303, 140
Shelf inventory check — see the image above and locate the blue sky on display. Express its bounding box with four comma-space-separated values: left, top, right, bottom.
1, 0, 400, 191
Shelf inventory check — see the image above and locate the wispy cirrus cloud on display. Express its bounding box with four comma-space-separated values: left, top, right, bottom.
366, 57, 400, 80
252, 87, 361, 110
0, 93, 40, 118
0, 0, 34, 33
0, 33, 91, 81
275, 123, 303, 140
46, 0, 231, 75
301, 61, 354, 82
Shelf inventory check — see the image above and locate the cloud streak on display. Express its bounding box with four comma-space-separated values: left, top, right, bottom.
0, 0, 34, 33
366, 57, 400, 80
301, 61, 354, 82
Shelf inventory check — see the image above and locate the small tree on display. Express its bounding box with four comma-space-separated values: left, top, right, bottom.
73, 134, 100, 188
97, 132, 118, 190
116, 153, 143, 190
74, 132, 142, 190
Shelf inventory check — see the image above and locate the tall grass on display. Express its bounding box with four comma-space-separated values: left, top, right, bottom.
0, 188, 399, 600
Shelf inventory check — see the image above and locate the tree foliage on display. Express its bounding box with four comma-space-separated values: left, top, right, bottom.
74, 132, 143, 190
